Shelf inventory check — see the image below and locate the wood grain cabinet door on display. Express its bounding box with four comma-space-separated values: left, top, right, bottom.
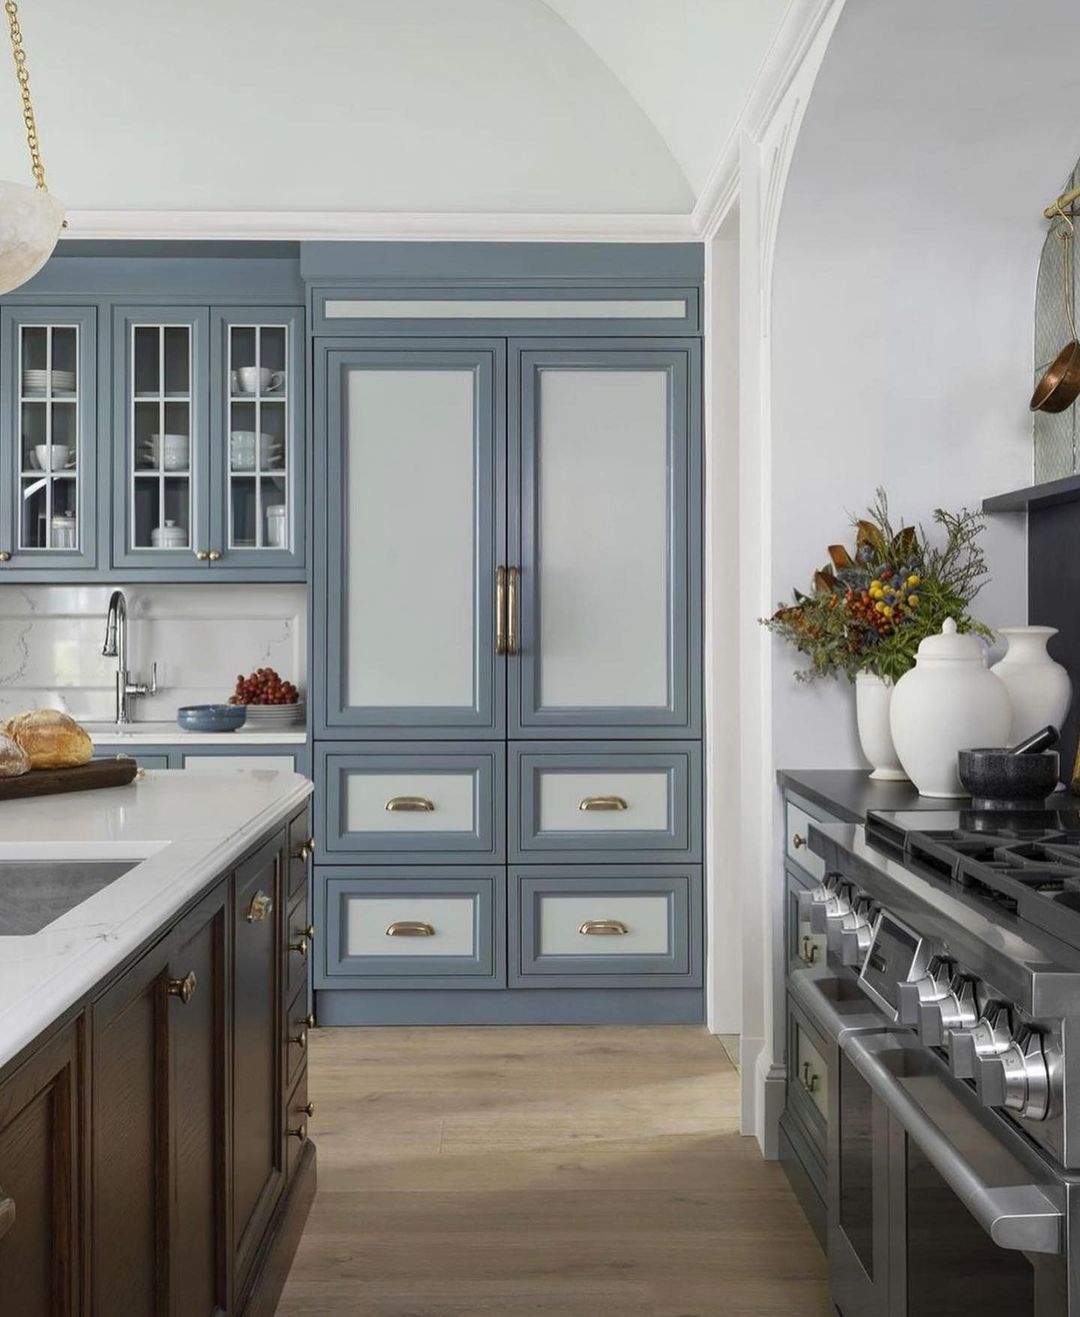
231, 834, 286, 1295
0, 1023, 81, 1317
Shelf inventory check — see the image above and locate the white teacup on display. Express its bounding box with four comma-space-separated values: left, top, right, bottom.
234, 366, 285, 395
34, 444, 70, 472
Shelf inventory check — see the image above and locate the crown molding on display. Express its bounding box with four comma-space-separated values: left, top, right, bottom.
61, 209, 699, 244
692, 0, 845, 239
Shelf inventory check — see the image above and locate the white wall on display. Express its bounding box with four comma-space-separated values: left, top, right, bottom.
0, 585, 305, 722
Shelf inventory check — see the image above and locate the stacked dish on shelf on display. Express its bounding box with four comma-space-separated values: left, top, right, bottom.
23, 368, 75, 394
240, 701, 305, 729
230, 430, 284, 471
139, 433, 190, 471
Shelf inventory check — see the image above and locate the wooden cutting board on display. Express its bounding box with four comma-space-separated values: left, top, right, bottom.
0, 757, 139, 801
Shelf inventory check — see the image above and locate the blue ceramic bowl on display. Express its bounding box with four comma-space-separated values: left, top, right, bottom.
176, 704, 247, 733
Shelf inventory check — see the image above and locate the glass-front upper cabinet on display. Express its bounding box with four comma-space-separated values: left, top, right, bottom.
211, 307, 304, 570
113, 306, 210, 570
0, 306, 98, 570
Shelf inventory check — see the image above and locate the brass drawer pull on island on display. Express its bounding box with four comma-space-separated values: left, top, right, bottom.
385, 920, 436, 938
578, 795, 629, 812
578, 919, 630, 937
385, 796, 435, 812
286, 1123, 307, 1142
0, 1188, 14, 1241
301, 1101, 315, 1118
246, 890, 273, 922
167, 970, 197, 1005
289, 1028, 308, 1050
289, 937, 309, 958
495, 565, 507, 655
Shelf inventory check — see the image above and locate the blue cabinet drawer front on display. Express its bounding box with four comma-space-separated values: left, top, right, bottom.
94, 747, 172, 771
316, 743, 504, 863
510, 741, 700, 862
509, 865, 702, 988
316, 866, 504, 990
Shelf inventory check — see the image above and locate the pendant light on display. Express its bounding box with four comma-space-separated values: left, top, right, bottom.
0, 0, 61, 296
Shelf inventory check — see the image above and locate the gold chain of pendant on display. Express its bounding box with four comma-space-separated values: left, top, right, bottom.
4, 0, 45, 191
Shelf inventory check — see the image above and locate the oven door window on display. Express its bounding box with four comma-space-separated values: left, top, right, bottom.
904, 1134, 1035, 1317
839, 1052, 876, 1277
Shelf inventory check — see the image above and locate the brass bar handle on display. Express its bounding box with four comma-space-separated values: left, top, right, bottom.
386, 920, 435, 938
385, 796, 435, 812
167, 970, 197, 1005
495, 565, 507, 655
578, 795, 628, 812
801, 1062, 820, 1094
0, 1189, 14, 1241
578, 919, 630, 937
289, 1029, 308, 1050
506, 566, 520, 656
246, 890, 273, 923
801, 936, 819, 965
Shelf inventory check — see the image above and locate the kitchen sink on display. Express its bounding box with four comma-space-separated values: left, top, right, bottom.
0, 860, 140, 935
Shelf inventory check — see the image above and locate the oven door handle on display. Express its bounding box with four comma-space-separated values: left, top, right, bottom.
843, 1032, 1064, 1255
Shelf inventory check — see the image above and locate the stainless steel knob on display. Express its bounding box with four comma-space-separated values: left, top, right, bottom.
919, 974, 979, 1047
949, 1001, 1011, 1080
976, 1027, 1050, 1121
839, 898, 877, 967
808, 876, 850, 935
897, 955, 953, 1027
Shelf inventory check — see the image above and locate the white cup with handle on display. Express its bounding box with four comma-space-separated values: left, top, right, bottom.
235, 366, 285, 395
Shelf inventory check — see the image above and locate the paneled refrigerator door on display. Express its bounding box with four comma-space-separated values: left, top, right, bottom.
112, 306, 211, 570
317, 340, 506, 738
0, 305, 98, 571
510, 341, 701, 738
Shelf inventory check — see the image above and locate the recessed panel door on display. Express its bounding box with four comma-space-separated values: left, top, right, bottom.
511, 341, 700, 737
319, 341, 505, 737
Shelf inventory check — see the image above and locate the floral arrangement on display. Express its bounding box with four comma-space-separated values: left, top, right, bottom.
764, 490, 991, 685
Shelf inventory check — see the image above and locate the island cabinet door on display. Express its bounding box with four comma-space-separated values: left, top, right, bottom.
510, 341, 701, 738
231, 833, 286, 1298
318, 341, 506, 738
0, 1022, 82, 1317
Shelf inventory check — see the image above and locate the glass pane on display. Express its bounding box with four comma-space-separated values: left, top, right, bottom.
19, 476, 47, 548
263, 478, 287, 548
132, 475, 190, 549
230, 476, 259, 548
536, 369, 669, 709
839, 1054, 875, 1278
904, 1136, 1034, 1316
52, 401, 76, 458
20, 400, 46, 468
345, 367, 475, 707
133, 326, 161, 396
163, 326, 190, 396
51, 327, 77, 391
258, 400, 286, 470
20, 325, 47, 380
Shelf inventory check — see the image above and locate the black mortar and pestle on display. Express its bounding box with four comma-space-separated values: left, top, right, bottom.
957, 726, 1061, 808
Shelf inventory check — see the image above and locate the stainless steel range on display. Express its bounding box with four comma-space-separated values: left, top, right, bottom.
799, 805, 1080, 1317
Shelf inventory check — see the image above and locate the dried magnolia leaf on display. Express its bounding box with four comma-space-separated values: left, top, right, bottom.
828, 544, 854, 569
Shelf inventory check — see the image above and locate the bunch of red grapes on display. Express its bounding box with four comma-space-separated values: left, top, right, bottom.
229, 667, 299, 706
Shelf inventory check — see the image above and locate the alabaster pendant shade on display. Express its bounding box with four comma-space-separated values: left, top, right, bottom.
0, 180, 62, 295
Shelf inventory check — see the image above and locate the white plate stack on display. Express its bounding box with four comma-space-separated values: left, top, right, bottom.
239, 701, 305, 728
23, 368, 76, 394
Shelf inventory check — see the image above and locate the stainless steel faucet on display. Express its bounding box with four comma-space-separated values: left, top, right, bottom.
101, 589, 157, 725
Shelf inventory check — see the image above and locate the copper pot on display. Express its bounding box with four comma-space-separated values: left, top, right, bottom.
1032, 211, 1080, 413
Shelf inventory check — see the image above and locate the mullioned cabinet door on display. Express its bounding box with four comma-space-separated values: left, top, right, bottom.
316, 339, 506, 739
509, 339, 701, 738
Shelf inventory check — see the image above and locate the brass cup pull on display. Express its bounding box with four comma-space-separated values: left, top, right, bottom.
208, 549, 222, 562
386, 920, 435, 938
578, 795, 628, 812
578, 919, 630, 937
0, 1189, 14, 1241
290, 937, 309, 958
305, 1013, 316, 1030
506, 565, 520, 656
385, 796, 435, 812
495, 565, 508, 655
301, 1101, 315, 1118
289, 1029, 308, 1050
167, 970, 197, 1005
195, 549, 209, 561
287, 1123, 307, 1142
246, 890, 273, 922
793, 833, 807, 850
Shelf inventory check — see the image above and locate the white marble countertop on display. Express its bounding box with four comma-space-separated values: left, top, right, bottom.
0, 768, 313, 1072
85, 720, 307, 746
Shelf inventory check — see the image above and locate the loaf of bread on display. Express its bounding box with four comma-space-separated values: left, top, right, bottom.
0, 732, 30, 777
7, 709, 93, 770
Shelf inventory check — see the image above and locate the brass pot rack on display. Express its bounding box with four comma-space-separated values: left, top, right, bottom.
1045, 185, 1080, 221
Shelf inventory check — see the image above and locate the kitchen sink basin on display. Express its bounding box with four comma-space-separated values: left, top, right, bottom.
0, 860, 140, 935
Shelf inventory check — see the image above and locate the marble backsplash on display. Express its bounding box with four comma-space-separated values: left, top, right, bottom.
0, 584, 306, 722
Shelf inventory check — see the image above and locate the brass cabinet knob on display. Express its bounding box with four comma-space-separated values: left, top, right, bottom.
208, 549, 222, 561
0, 1188, 15, 1241
303, 924, 315, 939
0, 551, 11, 563
167, 970, 197, 1005
286, 1123, 307, 1142
289, 1028, 308, 1050
793, 833, 807, 850
306, 835, 315, 850
305, 1013, 315, 1030
292, 843, 311, 861
195, 549, 210, 561
246, 890, 273, 922
301, 1101, 315, 1118
290, 936, 309, 958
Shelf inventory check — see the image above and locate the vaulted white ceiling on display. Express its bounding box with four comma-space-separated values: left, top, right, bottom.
0, 0, 788, 215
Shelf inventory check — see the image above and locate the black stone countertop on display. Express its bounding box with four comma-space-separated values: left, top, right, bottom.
778, 768, 1078, 825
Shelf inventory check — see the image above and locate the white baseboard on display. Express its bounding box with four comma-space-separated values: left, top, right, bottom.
755, 1047, 786, 1160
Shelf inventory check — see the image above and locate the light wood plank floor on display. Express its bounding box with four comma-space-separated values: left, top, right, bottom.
277, 1026, 830, 1317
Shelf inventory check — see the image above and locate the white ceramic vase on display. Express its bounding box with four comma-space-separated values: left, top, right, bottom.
855, 672, 908, 781
990, 626, 1072, 744
889, 618, 1012, 798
